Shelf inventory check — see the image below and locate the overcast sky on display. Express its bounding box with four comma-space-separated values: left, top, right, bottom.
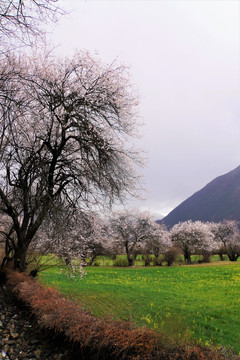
47, 0, 240, 217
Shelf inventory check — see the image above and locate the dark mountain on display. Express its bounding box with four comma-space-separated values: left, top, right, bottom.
160, 165, 240, 227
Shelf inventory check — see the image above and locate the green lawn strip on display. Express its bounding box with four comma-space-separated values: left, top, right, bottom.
39, 264, 240, 352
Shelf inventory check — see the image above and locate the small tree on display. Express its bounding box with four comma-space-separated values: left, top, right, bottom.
212, 220, 240, 261
82, 216, 110, 266
29, 207, 109, 275
30, 206, 85, 267
144, 223, 171, 259
110, 210, 168, 266
0, 51, 141, 272
162, 247, 179, 266
110, 210, 141, 266
171, 220, 215, 264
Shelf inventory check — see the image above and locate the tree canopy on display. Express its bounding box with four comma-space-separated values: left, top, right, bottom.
0, 51, 141, 271
0, 0, 62, 51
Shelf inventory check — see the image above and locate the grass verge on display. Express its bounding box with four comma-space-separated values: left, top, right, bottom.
5, 270, 240, 360
39, 263, 240, 353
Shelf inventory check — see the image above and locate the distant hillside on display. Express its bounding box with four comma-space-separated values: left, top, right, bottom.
160, 165, 240, 227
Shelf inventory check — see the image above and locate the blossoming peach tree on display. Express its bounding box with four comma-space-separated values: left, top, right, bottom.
170, 220, 216, 264
211, 220, 240, 261
28, 207, 110, 278
110, 210, 171, 266
0, 50, 141, 272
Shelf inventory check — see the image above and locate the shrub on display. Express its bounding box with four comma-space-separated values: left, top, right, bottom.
113, 257, 129, 267
163, 248, 178, 266
93, 261, 100, 266
144, 254, 151, 266
153, 256, 162, 266
197, 252, 211, 264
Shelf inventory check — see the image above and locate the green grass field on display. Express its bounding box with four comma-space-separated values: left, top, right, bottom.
39, 262, 240, 353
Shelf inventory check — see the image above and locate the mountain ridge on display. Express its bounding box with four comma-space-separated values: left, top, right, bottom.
160, 165, 240, 227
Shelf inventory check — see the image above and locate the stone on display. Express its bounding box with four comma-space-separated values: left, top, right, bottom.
8, 348, 14, 356
3, 344, 9, 353
33, 349, 41, 358
30, 340, 39, 345
17, 351, 29, 359
6, 340, 15, 345
9, 329, 18, 339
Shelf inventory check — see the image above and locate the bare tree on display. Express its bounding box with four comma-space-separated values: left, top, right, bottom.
0, 51, 141, 271
0, 0, 62, 51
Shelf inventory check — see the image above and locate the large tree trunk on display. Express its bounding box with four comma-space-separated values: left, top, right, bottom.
218, 247, 226, 261
219, 253, 224, 261
1, 240, 29, 272
12, 208, 49, 272
227, 253, 239, 261
127, 254, 134, 266
13, 245, 29, 272
125, 242, 134, 266
184, 250, 191, 264
88, 254, 97, 266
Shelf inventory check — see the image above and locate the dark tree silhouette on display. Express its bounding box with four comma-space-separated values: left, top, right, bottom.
0, 0, 62, 51
0, 51, 141, 271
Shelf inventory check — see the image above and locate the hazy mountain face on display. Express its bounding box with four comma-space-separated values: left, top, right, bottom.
160, 166, 240, 228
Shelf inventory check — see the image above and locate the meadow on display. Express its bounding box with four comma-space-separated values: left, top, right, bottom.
39, 261, 240, 353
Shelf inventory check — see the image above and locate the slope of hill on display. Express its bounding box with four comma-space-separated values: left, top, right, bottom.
161, 165, 240, 227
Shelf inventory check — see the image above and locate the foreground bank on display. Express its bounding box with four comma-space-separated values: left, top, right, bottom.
1, 270, 239, 360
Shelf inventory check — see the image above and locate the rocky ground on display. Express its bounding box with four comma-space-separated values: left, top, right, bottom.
0, 283, 79, 360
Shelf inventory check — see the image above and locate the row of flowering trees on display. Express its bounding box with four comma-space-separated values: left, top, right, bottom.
2, 206, 240, 273
16, 211, 240, 273
171, 219, 240, 263
109, 213, 240, 266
